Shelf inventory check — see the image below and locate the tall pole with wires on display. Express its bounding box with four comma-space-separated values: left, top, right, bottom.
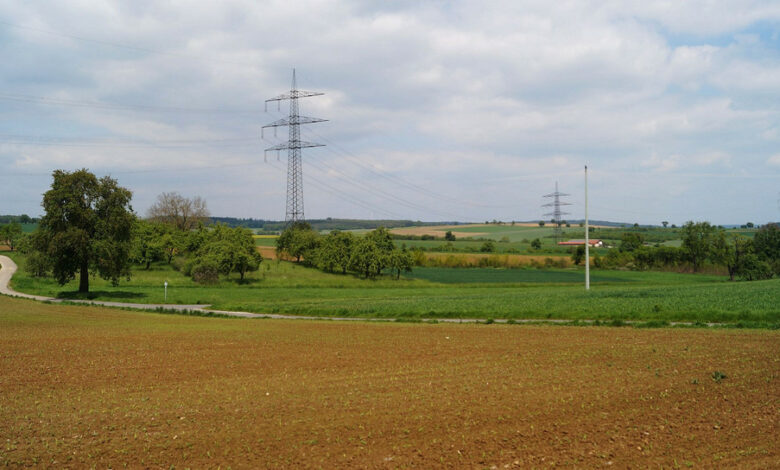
585, 166, 590, 290
542, 182, 571, 245
263, 69, 327, 224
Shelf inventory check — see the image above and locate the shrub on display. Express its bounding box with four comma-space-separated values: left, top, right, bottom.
192, 258, 220, 284
171, 256, 188, 273
736, 254, 773, 281
480, 241, 496, 253
25, 251, 50, 278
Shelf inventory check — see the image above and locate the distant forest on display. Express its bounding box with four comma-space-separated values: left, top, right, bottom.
0, 214, 39, 224
209, 217, 460, 232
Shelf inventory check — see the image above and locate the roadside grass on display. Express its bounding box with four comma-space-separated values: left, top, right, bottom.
5, 252, 778, 326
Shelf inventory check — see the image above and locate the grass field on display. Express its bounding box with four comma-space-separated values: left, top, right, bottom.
405, 267, 632, 283
0, 295, 777, 468
5, 253, 779, 326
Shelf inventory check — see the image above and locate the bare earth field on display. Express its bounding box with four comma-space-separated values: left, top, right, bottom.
1, 295, 778, 468
390, 224, 491, 238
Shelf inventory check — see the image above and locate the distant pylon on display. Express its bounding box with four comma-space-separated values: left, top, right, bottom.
542, 182, 571, 245
263, 69, 327, 224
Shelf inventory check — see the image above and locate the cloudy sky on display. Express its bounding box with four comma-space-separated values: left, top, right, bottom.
1, 1, 779, 225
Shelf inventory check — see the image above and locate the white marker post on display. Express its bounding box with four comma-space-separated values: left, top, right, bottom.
164, 281, 168, 303
585, 165, 590, 291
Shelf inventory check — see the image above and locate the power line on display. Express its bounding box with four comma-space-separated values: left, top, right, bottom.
265, 159, 401, 218
302, 152, 467, 220
0, 93, 261, 115
0, 135, 258, 149
0, 20, 255, 68
302, 127, 523, 209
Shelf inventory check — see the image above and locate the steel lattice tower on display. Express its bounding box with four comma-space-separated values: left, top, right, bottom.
263, 69, 327, 224
542, 182, 572, 245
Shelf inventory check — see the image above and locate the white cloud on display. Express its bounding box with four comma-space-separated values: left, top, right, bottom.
0, 0, 779, 223
767, 154, 780, 166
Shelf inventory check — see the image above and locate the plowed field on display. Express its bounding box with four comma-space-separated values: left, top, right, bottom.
1, 295, 777, 468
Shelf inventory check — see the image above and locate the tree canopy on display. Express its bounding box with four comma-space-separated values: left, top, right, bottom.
33, 169, 135, 293
147, 192, 209, 231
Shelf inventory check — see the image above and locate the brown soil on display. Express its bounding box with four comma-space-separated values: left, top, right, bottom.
0, 295, 777, 468
390, 224, 490, 238
257, 246, 279, 260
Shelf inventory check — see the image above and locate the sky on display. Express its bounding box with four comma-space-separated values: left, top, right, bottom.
1, 0, 779, 225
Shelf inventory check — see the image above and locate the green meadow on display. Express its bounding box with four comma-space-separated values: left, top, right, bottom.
5, 253, 778, 327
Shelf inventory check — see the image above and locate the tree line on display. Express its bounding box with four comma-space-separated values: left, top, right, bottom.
585, 221, 780, 280
276, 223, 413, 279
10, 169, 261, 293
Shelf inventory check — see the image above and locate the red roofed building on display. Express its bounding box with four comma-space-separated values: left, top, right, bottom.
558, 239, 603, 247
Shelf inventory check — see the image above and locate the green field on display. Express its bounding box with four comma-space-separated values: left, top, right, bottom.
5, 253, 778, 326
406, 267, 632, 283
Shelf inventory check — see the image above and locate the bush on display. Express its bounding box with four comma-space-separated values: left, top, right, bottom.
736, 254, 773, 281
171, 256, 188, 273
192, 258, 220, 284
480, 241, 496, 253
25, 252, 50, 278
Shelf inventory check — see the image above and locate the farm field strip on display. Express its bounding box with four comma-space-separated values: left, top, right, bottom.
4, 253, 779, 326
1, 295, 777, 468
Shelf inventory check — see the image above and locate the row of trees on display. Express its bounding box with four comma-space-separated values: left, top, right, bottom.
594, 221, 780, 280
131, 220, 262, 282
276, 223, 413, 278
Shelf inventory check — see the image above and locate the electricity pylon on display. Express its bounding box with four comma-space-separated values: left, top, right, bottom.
263, 69, 327, 224
542, 181, 571, 245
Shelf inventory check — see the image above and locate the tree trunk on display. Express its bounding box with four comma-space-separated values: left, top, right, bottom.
79, 260, 89, 293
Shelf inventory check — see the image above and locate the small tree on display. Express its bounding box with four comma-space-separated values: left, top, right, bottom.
753, 223, 780, 263
0, 222, 23, 251
444, 230, 456, 241
619, 232, 644, 252
538, 221, 545, 227
159, 228, 186, 264
276, 222, 319, 262
388, 248, 413, 279
131, 220, 164, 270
662, 221, 669, 228
349, 236, 384, 278
314, 230, 355, 274
530, 238, 542, 250
681, 221, 716, 272
198, 225, 262, 280
570, 245, 585, 265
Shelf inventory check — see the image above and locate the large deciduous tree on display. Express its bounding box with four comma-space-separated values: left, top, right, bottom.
147, 192, 209, 231
35, 169, 135, 293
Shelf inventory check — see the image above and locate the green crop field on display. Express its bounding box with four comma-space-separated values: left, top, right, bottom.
407, 267, 632, 283
5, 253, 778, 327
